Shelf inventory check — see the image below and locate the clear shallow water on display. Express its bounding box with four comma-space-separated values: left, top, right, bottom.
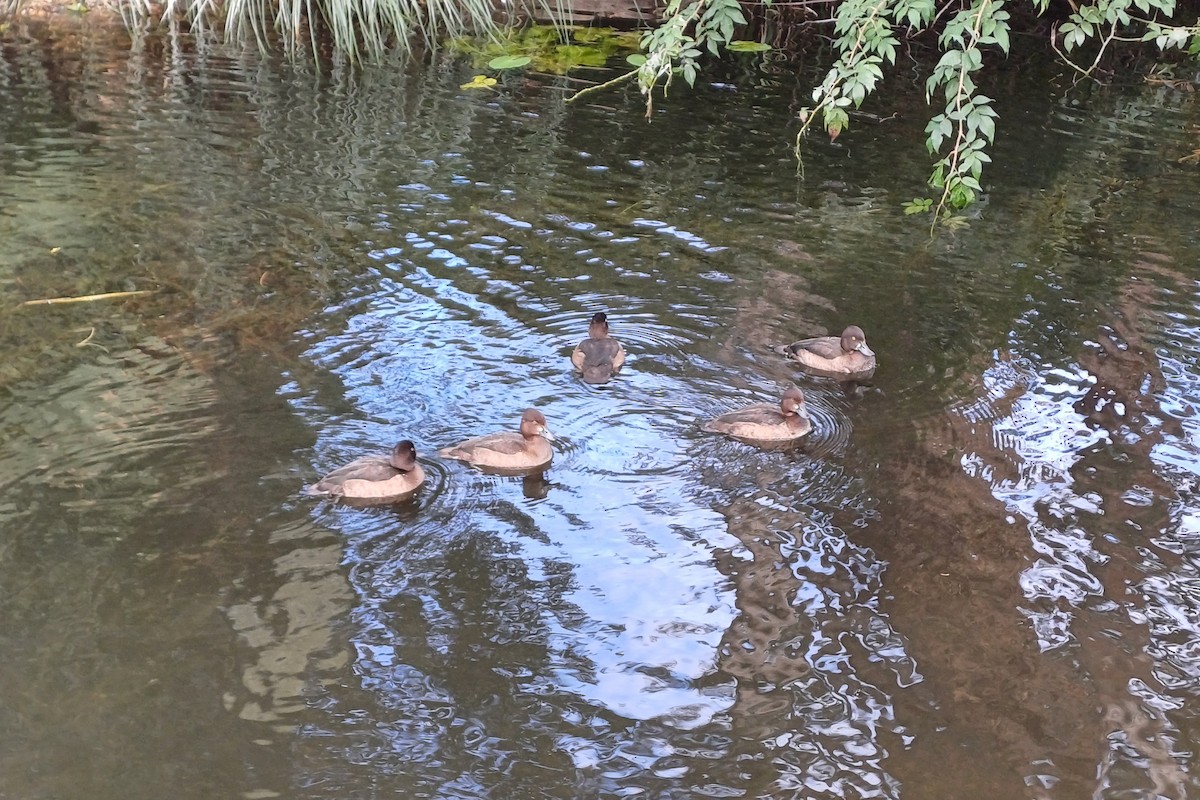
3, 19, 1200, 799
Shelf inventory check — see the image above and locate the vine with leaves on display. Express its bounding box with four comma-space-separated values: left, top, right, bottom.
634, 0, 748, 113
921, 0, 1007, 220
628, 0, 1200, 225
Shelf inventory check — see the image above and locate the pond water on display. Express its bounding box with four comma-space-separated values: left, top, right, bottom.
3, 18, 1200, 799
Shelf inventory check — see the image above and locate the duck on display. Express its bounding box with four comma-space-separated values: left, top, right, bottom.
307, 440, 425, 502
703, 387, 812, 443
776, 325, 876, 375
572, 312, 626, 384
439, 408, 555, 473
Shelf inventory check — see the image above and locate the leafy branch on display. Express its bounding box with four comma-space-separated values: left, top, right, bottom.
796, 0, 902, 144
636, 0, 747, 113
922, 0, 1007, 222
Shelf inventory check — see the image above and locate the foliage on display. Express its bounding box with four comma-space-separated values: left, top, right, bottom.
450, 25, 640, 76
903, 197, 934, 214
726, 40, 770, 52
13, 0, 1198, 225
631, 0, 1200, 224
488, 55, 532, 69
105, 0, 512, 62
920, 1, 1005, 217
1052, 0, 1200, 74
788, 0, 1005, 223
635, 0, 749, 110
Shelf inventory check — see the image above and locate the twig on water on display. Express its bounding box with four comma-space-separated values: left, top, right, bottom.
20, 290, 154, 307
566, 69, 639, 104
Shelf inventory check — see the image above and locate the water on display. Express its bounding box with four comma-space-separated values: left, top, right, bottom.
3, 19, 1200, 799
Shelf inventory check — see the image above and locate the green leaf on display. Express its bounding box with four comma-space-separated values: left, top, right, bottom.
977, 113, 996, 142
488, 55, 532, 69
626, 53, 647, 66
935, 49, 963, 70
926, 115, 950, 152
903, 198, 933, 215
552, 45, 607, 69
727, 40, 771, 52
992, 25, 1010, 53
682, 62, 698, 86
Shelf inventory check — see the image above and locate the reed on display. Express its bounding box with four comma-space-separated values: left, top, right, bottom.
16, 0, 563, 62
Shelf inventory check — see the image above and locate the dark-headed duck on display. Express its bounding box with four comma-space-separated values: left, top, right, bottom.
777, 325, 875, 375
439, 408, 555, 473
572, 312, 626, 384
703, 387, 812, 443
308, 440, 425, 502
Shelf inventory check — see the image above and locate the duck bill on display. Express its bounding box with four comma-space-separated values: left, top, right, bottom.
857, 342, 875, 357
539, 427, 557, 442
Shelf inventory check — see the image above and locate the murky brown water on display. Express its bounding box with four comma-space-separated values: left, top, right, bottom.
3, 17, 1200, 799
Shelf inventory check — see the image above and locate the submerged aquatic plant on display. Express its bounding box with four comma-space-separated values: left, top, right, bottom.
449, 25, 640, 75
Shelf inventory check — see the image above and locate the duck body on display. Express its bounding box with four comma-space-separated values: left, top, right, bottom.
439, 409, 555, 473
703, 387, 812, 443
572, 312, 625, 384
777, 325, 875, 375
308, 440, 425, 502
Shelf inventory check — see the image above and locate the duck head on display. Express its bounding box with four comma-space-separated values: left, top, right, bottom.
840, 325, 874, 357
588, 312, 610, 338
780, 387, 809, 418
389, 440, 419, 471
519, 408, 556, 441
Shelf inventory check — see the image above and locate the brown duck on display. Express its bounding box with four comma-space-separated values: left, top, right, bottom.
439, 408, 556, 472
703, 387, 812, 443
777, 325, 876, 375
572, 312, 626, 384
307, 440, 425, 502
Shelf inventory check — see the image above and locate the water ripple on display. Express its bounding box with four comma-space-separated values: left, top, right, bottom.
0, 338, 219, 503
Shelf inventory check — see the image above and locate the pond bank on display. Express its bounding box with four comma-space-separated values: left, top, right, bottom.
3, 0, 661, 35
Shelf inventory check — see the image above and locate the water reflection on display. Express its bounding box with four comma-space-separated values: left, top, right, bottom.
225, 518, 354, 727
712, 497, 908, 797
917, 251, 1200, 797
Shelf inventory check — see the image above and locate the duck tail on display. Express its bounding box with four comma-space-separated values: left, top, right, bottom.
582, 365, 613, 384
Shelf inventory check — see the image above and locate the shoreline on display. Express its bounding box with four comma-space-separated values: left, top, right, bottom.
5, 0, 126, 20
4, 0, 658, 33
